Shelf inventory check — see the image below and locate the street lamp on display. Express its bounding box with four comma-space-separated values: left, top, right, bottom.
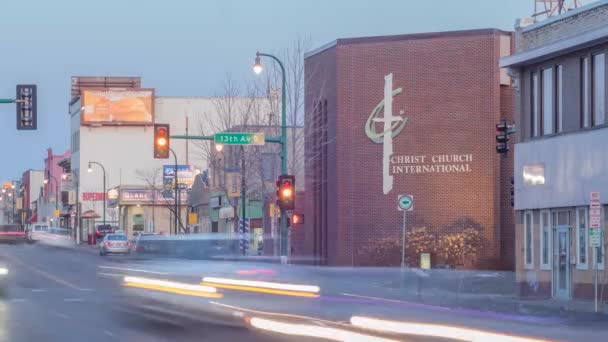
88, 161, 107, 226
215, 144, 224, 152
253, 50, 288, 260
1, 189, 5, 194
43, 179, 48, 185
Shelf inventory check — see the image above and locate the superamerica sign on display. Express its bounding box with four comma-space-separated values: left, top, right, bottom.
82, 192, 104, 201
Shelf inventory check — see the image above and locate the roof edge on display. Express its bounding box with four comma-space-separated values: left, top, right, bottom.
304, 28, 510, 59
304, 40, 337, 59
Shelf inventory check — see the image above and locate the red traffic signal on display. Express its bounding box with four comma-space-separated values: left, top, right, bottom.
291, 214, 304, 225
276, 175, 295, 211
154, 124, 170, 159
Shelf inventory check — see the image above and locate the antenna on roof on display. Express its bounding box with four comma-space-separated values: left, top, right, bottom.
533, 0, 585, 21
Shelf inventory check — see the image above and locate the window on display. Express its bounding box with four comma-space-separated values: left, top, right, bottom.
592, 53, 606, 126
524, 211, 534, 269
582, 57, 591, 128
540, 210, 551, 270
576, 208, 588, 270
557, 65, 563, 133
542, 68, 554, 135
531, 72, 539, 137
523, 164, 545, 185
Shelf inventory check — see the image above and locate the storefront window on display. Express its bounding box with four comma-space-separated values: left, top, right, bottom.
525, 211, 534, 269
576, 208, 588, 269
540, 210, 551, 270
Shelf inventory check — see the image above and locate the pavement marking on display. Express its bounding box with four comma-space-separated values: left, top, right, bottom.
10, 298, 27, 303
79, 288, 94, 291
31, 289, 47, 293
341, 292, 410, 305
63, 298, 83, 302
104, 330, 116, 338
97, 272, 125, 278
98, 265, 169, 275
5, 254, 83, 290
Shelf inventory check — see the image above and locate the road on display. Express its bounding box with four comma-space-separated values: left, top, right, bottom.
2, 243, 608, 342
0, 243, 287, 342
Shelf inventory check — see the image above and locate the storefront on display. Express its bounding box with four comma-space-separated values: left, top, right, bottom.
109, 186, 187, 238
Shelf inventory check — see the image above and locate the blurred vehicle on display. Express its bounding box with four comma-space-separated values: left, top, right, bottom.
26, 223, 50, 243
0, 225, 26, 244
95, 224, 114, 240
132, 233, 237, 259
99, 233, 131, 256
0, 262, 8, 297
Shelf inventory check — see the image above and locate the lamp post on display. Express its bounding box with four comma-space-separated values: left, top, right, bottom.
88, 161, 107, 226
254, 51, 288, 259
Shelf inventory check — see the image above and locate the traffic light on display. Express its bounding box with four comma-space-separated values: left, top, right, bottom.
154, 124, 170, 159
510, 176, 515, 207
16, 84, 37, 130
496, 119, 515, 155
291, 214, 304, 225
276, 175, 295, 211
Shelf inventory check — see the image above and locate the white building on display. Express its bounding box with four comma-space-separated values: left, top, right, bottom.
68, 77, 273, 240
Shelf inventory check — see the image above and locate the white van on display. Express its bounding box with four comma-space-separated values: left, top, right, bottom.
28, 223, 50, 242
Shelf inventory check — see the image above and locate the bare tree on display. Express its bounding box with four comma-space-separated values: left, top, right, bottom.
135, 167, 187, 233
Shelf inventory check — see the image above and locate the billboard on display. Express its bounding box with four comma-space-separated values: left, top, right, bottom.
81, 88, 154, 125
163, 165, 195, 193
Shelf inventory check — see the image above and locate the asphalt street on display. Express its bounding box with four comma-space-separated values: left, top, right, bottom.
0, 243, 289, 342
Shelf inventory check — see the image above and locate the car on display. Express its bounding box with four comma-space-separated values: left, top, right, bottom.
95, 224, 114, 240
99, 234, 131, 256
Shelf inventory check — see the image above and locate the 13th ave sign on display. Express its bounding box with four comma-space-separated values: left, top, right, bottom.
214, 132, 265, 145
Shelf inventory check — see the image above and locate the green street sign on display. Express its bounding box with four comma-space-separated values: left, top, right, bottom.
214, 132, 265, 146
590, 228, 602, 248
398, 195, 413, 211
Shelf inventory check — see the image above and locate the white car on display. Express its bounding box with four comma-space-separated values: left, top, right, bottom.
99, 234, 131, 256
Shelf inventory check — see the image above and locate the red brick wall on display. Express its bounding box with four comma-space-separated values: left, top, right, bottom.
303, 29, 514, 269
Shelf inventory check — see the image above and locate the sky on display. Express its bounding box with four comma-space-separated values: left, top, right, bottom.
0, 0, 533, 181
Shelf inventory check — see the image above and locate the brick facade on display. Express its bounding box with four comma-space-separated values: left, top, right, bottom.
303, 29, 515, 269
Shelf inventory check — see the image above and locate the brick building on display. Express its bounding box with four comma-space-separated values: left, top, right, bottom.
501, 1, 608, 300
302, 28, 514, 269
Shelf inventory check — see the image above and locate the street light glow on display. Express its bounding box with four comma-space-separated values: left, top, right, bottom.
215, 144, 224, 152
253, 54, 263, 74
43, 179, 49, 185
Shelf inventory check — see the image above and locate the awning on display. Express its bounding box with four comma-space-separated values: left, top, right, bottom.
27, 213, 38, 224
81, 210, 101, 219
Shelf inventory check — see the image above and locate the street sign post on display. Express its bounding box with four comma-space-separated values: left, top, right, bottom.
214, 132, 265, 146
398, 195, 413, 269
589, 192, 601, 313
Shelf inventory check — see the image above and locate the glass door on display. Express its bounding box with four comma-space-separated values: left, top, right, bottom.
553, 226, 570, 299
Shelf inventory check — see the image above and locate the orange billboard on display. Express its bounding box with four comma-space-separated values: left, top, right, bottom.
81, 88, 154, 125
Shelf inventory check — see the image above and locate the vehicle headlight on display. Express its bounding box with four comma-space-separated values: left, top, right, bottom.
0, 267, 8, 276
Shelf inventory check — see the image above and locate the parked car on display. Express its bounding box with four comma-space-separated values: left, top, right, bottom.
99, 234, 131, 256
95, 225, 114, 240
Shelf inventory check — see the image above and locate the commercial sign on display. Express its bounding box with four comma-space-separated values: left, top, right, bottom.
214, 132, 265, 146
82, 192, 104, 201
219, 206, 234, 219
365, 73, 473, 195
81, 88, 154, 125
163, 165, 194, 191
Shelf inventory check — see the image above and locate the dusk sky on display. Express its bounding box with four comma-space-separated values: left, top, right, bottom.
0, 0, 532, 181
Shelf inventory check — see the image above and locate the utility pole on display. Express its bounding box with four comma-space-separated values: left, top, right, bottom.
241, 145, 247, 255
